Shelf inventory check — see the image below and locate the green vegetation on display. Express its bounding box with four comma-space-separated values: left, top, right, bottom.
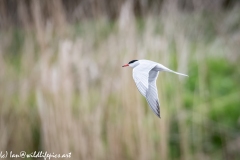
0, 11, 240, 160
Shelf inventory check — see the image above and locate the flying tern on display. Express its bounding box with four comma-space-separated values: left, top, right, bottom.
122, 59, 188, 118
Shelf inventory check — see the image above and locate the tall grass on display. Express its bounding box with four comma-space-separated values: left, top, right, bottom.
0, 6, 240, 160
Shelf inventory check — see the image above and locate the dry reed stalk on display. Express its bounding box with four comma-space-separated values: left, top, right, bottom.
194, 44, 208, 158
176, 34, 190, 160
2, 4, 239, 159
17, 0, 31, 29
157, 58, 170, 160
31, 0, 45, 50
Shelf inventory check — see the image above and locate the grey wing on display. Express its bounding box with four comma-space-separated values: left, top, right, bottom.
132, 63, 160, 117
135, 81, 148, 97
133, 63, 156, 97
146, 69, 160, 118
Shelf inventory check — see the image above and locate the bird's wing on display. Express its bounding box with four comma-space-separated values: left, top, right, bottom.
146, 69, 160, 118
132, 63, 157, 97
133, 63, 160, 117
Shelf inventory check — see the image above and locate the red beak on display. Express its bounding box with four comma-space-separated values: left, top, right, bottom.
122, 64, 129, 67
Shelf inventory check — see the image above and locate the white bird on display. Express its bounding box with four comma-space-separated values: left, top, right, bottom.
122, 59, 188, 118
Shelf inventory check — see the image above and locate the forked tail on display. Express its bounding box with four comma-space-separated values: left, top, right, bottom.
168, 70, 188, 77
157, 64, 189, 77
163, 67, 188, 77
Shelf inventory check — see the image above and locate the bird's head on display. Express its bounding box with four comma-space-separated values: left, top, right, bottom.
122, 60, 139, 68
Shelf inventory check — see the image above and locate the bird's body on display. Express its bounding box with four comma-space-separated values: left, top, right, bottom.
122, 59, 188, 118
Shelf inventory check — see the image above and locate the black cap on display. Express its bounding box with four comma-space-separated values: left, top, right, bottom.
128, 60, 138, 64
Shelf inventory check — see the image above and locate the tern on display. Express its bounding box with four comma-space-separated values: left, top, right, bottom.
122, 59, 188, 118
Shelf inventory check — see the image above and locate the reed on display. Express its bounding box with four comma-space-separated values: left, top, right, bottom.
0, 3, 240, 160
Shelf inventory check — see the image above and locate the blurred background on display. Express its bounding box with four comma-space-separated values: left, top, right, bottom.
0, 0, 240, 160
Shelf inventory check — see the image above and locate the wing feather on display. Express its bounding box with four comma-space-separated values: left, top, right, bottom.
146, 69, 160, 117
133, 62, 156, 97
132, 62, 160, 118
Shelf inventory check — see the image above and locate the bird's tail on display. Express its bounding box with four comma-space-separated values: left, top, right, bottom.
168, 70, 188, 77
157, 64, 188, 77
162, 66, 188, 77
